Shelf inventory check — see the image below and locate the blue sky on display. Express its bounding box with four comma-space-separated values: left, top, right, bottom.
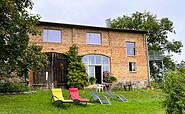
29, 0, 184, 63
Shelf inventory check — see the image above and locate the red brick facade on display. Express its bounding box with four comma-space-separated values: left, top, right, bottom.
29, 21, 149, 87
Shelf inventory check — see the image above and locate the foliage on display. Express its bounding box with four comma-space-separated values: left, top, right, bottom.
0, 0, 41, 76
66, 45, 89, 89
16, 44, 48, 79
109, 76, 117, 83
103, 71, 117, 83
110, 11, 183, 82
89, 77, 96, 85
0, 82, 29, 93
161, 68, 185, 113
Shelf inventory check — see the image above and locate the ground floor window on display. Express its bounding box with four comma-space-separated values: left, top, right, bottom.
129, 62, 136, 72
82, 55, 110, 84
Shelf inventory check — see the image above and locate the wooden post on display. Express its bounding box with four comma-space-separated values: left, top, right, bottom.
29, 69, 33, 90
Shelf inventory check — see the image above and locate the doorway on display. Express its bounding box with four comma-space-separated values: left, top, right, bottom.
95, 66, 101, 84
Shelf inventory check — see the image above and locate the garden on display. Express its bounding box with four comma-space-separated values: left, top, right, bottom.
0, 89, 164, 114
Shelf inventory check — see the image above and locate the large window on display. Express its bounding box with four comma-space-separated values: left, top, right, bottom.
43, 29, 61, 42
126, 42, 135, 56
87, 33, 101, 45
129, 62, 136, 72
82, 55, 110, 78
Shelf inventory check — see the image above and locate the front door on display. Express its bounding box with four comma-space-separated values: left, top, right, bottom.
95, 66, 101, 84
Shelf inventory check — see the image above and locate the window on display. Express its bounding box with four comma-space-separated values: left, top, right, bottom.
129, 62, 136, 72
82, 55, 110, 77
43, 29, 61, 42
126, 42, 135, 56
87, 33, 101, 45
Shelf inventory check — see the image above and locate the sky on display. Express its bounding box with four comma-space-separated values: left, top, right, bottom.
29, 0, 185, 63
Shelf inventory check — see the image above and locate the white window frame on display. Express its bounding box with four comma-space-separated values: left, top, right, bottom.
43, 29, 61, 43
126, 42, 135, 56
87, 33, 101, 45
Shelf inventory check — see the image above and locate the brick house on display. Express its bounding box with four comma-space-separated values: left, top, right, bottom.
29, 21, 149, 89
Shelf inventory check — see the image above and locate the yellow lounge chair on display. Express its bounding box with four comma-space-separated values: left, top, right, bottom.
51, 88, 73, 106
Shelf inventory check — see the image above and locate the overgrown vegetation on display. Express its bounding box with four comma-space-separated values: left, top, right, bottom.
161, 66, 185, 113
66, 45, 89, 89
0, 89, 165, 113
0, 82, 29, 93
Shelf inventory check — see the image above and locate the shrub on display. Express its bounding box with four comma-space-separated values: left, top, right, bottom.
0, 82, 29, 93
162, 67, 185, 113
89, 77, 96, 85
66, 45, 89, 89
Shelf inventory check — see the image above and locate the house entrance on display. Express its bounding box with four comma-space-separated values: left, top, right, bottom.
95, 66, 101, 84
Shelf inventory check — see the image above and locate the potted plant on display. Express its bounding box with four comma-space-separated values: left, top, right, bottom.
109, 76, 117, 83
103, 71, 111, 83
146, 85, 151, 90
89, 77, 96, 85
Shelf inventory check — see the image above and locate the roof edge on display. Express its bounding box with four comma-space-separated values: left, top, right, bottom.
38, 21, 148, 33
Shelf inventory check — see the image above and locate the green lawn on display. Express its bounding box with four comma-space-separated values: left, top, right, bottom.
0, 89, 165, 114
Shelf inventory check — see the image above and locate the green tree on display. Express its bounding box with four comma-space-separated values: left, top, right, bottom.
110, 11, 183, 82
0, 0, 40, 76
162, 68, 185, 113
66, 45, 89, 89
17, 44, 48, 80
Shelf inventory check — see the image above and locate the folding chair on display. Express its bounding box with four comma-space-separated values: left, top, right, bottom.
90, 91, 111, 105
69, 88, 89, 105
105, 91, 128, 102
51, 88, 73, 107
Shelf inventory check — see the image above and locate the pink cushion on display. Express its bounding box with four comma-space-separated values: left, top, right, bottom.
69, 88, 89, 102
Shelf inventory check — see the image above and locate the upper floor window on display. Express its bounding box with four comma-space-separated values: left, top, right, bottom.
129, 62, 136, 72
43, 29, 61, 42
87, 33, 101, 45
126, 42, 135, 56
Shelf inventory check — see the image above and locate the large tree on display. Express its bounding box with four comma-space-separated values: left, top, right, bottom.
110, 11, 183, 83
0, 0, 46, 77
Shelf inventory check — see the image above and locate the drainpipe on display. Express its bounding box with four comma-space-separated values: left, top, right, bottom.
145, 32, 150, 85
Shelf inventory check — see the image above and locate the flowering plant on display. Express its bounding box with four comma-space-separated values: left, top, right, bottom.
103, 71, 112, 83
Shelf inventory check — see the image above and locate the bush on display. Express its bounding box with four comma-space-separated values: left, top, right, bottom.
89, 77, 96, 85
162, 67, 185, 113
66, 45, 89, 89
0, 82, 29, 93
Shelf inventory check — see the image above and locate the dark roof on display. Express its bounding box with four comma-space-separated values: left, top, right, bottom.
38, 21, 148, 33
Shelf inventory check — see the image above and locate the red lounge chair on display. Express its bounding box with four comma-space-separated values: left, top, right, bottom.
69, 88, 89, 104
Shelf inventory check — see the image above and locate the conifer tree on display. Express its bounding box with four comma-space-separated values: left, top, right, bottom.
66, 45, 89, 89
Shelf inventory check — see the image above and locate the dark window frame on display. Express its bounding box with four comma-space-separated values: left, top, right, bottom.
129, 62, 136, 72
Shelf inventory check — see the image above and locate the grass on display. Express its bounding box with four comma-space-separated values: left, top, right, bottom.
0, 89, 165, 114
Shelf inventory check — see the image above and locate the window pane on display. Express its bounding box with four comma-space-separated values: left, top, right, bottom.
87, 33, 90, 44
89, 55, 95, 64
87, 33, 101, 45
103, 66, 110, 72
96, 55, 101, 64
85, 65, 88, 74
126, 42, 135, 55
43, 29, 48, 41
89, 66, 95, 77
48, 30, 61, 42
132, 63, 136, 71
82, 56, 88, 64
103, 57, 109, 65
